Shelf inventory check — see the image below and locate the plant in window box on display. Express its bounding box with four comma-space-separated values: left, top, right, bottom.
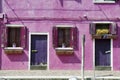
96, 29, 109, 35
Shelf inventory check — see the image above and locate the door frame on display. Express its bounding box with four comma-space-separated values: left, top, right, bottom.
29, 33, 49, 70
93, 39, 113, 71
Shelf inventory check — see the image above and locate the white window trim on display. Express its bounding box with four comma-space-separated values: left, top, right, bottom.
55, 25, 74, 49
6, 24, 24, 27
55, 47, 73, 51
93, 0, 115, 3
29, 32, 49, 70
4, 25, 24, 49
4, 47, 23, 50
55, 25, 74, 28
91, 21, 114, 24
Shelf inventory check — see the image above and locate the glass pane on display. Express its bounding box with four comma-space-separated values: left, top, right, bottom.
65, 28, 71, 47
7, 27, 21, 47
58, 28, 71, 47
58, 28, 64, 47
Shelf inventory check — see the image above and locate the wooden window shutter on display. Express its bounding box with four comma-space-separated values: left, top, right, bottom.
21, 27, 26, 49
52, 27, 58, 48
73, 27, 78, 50
111, 22, 117, 35
89, 23, 96, 35
1, 26, 7, 47
4, 26, 8, 47
70, 27, 74, 48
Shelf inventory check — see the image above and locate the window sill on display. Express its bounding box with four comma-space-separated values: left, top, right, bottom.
93, 1, 115, 3
55, 47, 73, 51
55, 47, 74, 55
4, 47, 23, 54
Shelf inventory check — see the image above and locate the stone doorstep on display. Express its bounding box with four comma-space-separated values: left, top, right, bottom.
95, 66, 111, 71
0, 70, 120, 77
30, 65, 47, 70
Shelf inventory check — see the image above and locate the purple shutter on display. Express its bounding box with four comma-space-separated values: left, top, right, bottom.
70, 27, 74, 48
90, 23, 96, 35
73, 27, 78, 50
111, 23, 117, 35
52, 27, 58, 47
1, 25, 7, 47
21, 27, 26, 49
4, 26, 8, 47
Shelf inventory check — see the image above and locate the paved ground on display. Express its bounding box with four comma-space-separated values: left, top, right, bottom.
0, 70, 120, 79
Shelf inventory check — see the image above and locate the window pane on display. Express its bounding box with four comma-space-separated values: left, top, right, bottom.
96, 24, 109, 29
7, 27, 21, 47
65, 28, 71, 47
58, 28, 71, 47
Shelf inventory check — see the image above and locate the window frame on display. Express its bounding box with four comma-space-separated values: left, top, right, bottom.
53, 25, 75, 51
7, 27, 21, 47
93, 0, 116, 3
3, 24, 26, 54
90, 21, 117, 39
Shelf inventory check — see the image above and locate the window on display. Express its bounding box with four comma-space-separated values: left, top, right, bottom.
7, 27, 21, 47
89, 22, 117, 39
58, 28, 71, 47
94, 0, 116, 3
2, 25, 27, 54
52, 25, 78, 51
2, 24, 26, 48
96, 24, 110, 35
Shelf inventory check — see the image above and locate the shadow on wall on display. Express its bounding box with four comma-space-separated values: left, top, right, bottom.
59, 0, 81, 7
117, 0, 120, 5
74, 27, 79, 50
0, 48, 1, 69
0, 24, 2, 69
0, 0, 2, 13
113, 26, 120, 48
25, 28, 29, 51
6, 28, 29, 62
58, 53, 81, 63
6, 51, 28, 62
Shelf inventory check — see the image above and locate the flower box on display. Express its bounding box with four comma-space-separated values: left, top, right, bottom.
4, 47, 23, 54
55, 47, 74, 55
96, 29, 109, 35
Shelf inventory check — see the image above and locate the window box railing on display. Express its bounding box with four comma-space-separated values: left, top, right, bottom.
92, 34, 117, 39
4, 47, 23, 54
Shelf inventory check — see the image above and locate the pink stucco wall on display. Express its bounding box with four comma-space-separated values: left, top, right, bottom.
1, 0, 120, 70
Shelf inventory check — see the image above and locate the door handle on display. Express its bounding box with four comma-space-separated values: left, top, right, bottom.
105, 50, 111, 53
31, 50, 38, 53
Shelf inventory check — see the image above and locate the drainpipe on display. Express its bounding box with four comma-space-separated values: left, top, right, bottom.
81, 34, 85, 80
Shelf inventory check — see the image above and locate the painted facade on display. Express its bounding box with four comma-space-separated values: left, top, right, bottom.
0, 0, 120, 71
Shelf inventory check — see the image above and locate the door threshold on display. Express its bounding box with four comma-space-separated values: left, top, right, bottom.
95, 66, 111, 71
30, 64, 47, 70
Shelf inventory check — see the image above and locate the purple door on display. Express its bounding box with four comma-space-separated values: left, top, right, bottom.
95, 39, 111, 66
31, 35, 47, 66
